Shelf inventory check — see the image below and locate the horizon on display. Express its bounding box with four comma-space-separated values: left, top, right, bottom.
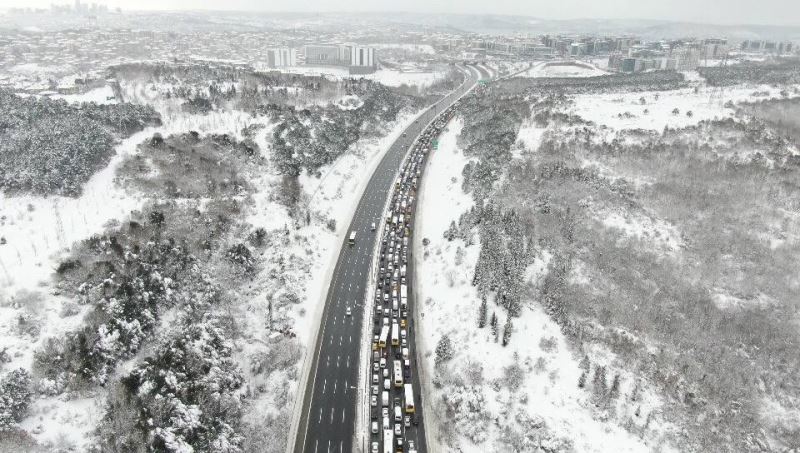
2, 0, 800, 28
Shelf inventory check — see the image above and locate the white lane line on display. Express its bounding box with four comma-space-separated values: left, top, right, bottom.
322, 379, 326, 394
341, 408, 346, 424
329, 407, 334, 424
339, 336, 343, 346
314, 439, 318, 453
333, 380, 337, 395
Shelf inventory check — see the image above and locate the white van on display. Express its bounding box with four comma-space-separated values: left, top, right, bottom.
394, 406, 402, 422
382, 391, 389, 407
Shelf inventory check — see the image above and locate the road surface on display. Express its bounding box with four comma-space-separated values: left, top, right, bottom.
293, 63, 489, 453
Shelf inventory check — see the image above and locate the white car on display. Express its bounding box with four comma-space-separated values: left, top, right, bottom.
371, 421, 378, 434
394, 423, 402, 436
371, 222, 376, 231
346, 307, 352, 316
383, 379, 390, 390
372, 385, 379, 395
380, 358, 387, 368
370, 395, 377, 407
371, 442, 379, 453
372, 374, 379, 384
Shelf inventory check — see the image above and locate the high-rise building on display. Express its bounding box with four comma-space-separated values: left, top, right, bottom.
267, 48, 296, 68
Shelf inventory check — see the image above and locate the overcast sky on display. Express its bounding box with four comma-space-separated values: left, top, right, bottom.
5, 0, 800, 27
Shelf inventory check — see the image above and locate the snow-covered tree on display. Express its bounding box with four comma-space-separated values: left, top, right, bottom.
435, 334, 454, 366
0, 368, 32, 429
478, 296, 487, 328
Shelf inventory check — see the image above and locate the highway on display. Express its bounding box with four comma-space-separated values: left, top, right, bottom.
292, 63, 488, 453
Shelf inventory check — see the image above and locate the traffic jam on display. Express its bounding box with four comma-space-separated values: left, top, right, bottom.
365, 100, 460, 453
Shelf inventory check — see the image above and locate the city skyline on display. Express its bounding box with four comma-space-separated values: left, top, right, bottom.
3, 0, 800, 27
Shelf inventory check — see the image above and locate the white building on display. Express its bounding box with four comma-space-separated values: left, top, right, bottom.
348, 45, 376, 67
267, 48, 296, 68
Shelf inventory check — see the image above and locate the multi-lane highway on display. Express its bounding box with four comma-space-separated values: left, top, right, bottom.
292, 63, 488, 453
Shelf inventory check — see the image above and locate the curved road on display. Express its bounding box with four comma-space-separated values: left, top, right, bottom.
293, 63, 488, 453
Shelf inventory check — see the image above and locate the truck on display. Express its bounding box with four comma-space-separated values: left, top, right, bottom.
383, 429, 393, 453
400, 284, 408, 310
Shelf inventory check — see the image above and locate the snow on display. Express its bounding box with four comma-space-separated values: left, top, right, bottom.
569, 81, 800, 132
414, 116, 676, 452
519, 62, 609, 78
266, 65, 447, 88
49, 85, 117, 104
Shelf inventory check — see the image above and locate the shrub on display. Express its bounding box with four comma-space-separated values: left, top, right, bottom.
0, 369, 32, 430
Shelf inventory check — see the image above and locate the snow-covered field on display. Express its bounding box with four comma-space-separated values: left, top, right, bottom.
519, 62, 608, 78
414, 118, 678, 452
569, 81, 800, 132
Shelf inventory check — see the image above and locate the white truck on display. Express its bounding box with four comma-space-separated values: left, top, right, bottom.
383, 429, 394, 453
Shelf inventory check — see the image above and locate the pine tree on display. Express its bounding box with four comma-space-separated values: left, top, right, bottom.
478, 296, 487, 328
490, 312, 498, 342
593, 365, 608, 398
579, 355, 590, 373
502, 316, 513, 347
435, 334, 454, 366
578, 371, 587, 388
610, 374, 621, 399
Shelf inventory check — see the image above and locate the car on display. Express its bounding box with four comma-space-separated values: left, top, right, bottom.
371, 421, 378, 434
372, 385, 379, 395
371, 442, 379, 453
373, 362, 379, 372
346, 307, 352, 316
370, 395, 377, 407
400, 319, 407, 327
371, 222, 376, 231
382, 407, 389, 418
401, 338, 407, 347
382, 368, 389, 378
394, 423, 402, 436
383, 378, 390, 390
382, 417, 390, 430
372, 373, 379, 384
396, 437, 404, 448
380, 358, 387, 368
408, 440, 416, 450
404, 416, 411, 428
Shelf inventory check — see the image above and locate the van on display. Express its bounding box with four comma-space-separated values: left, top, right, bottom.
402, 348, 409, 360
382, 391, 389, 407
394, 406, 402, 422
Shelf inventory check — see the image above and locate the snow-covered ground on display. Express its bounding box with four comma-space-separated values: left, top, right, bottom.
414, 118, 677, 452
519, 62, 609, 78
49, 85, 117, 104
569, 81, 800, 132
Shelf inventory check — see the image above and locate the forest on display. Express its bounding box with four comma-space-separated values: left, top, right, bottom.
0, 89, 160, 196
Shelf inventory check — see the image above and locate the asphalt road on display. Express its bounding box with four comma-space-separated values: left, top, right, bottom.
293, 63, 488, 453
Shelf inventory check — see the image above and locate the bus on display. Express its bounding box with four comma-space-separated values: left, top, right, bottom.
393, 360, 403, 387
391, 322, 399, 346
404, 384, 415, 413
348, 231, 356, 245
378, 325, 390, 349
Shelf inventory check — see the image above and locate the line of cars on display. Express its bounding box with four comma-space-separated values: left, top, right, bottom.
368, 101, 461, 453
